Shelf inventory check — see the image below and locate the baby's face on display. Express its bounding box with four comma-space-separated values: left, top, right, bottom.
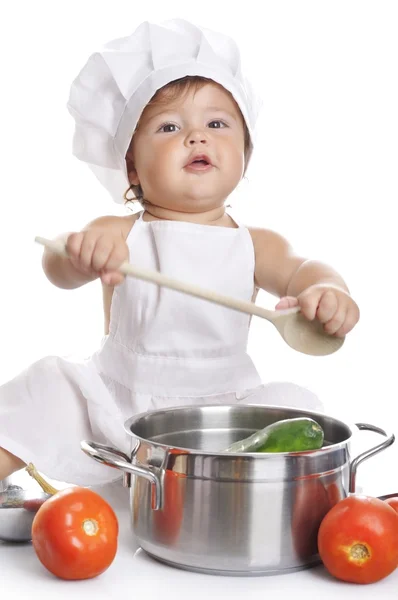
127, 82, 246, 212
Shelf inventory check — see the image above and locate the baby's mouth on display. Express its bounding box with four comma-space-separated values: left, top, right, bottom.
185, 155, 213, 171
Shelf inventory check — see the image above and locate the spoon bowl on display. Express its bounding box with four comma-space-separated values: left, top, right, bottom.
272, 308, 344, 356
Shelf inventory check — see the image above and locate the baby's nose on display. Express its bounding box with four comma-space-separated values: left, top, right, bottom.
187, 129, 208, 144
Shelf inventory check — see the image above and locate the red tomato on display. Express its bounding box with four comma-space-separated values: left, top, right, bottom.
317, 495, 398, 584
32, 487, 119, 580
384, 496, 398, 514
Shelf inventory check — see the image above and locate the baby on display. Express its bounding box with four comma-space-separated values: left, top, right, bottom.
0, 19, 359, 486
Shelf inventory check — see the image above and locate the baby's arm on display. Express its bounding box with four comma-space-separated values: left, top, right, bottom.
250, 227, 359, 337
42, 215, 135, 289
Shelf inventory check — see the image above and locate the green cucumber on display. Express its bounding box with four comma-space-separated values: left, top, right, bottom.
224, 417, 324, 453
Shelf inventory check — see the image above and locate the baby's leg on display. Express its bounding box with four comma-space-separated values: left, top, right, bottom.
0, 447, 25, 480
0, 356, 126, 486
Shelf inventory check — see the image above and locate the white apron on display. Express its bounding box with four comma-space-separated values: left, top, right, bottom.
0, 213, 321, 485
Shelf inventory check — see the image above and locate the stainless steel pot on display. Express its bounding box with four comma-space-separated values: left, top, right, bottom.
81, 404, 394, 576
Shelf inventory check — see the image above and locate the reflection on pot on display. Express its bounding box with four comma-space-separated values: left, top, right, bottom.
325, 479, 345, 506
291, 473, 333, 560
152, 450, 187, 545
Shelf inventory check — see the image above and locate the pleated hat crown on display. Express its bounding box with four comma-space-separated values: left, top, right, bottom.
67, 19, 262, 203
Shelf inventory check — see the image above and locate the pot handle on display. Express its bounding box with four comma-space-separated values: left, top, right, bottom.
81, 440, 162, 510
349, 423, 395, 493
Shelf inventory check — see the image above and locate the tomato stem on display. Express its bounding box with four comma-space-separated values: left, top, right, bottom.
83, 519, 99, 536
25, 463, 59, 496
350, 543, 371, 561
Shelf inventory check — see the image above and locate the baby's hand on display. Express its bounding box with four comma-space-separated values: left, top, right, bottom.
275, 285, 360, 337
65, 230, 129, 286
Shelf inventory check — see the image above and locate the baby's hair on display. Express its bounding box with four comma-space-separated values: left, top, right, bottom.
124, 75, 251, 206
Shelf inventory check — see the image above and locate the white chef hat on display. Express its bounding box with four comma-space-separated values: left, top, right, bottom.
67, 18, 262, 204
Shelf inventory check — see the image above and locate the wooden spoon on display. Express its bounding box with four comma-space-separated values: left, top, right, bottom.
35, 236, 344, 356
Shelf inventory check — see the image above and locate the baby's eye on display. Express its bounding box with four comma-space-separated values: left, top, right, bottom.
158, 123, 180, 133
208, 120, 228, 129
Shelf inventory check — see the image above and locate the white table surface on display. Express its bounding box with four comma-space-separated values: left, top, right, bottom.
1, 437, 397, 599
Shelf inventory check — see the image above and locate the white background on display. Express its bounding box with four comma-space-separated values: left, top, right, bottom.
0, 0, 397, 433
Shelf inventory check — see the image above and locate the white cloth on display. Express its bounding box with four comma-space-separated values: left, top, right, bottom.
0, 215, 321, 485
67, 19, 262, 203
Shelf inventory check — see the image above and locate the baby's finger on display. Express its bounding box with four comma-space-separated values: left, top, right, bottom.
275, 296, 298, 310
297, 289, 323, 321
103, 244, 129, 273
316, 290, 338, 324
323, 306, 347, 335
79, 232, 98, 270
334, 306, 360, 337
68, 255, 92, 275
91, 237, 113, 272
65, 232, 84, 260
100, 271, 125, 286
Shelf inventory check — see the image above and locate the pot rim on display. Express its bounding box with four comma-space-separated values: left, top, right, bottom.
123, 403, 356, 458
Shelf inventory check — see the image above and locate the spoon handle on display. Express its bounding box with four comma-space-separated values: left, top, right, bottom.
35, 236, 291, 322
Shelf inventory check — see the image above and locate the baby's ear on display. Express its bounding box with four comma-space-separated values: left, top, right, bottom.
126, 151, 140, 186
